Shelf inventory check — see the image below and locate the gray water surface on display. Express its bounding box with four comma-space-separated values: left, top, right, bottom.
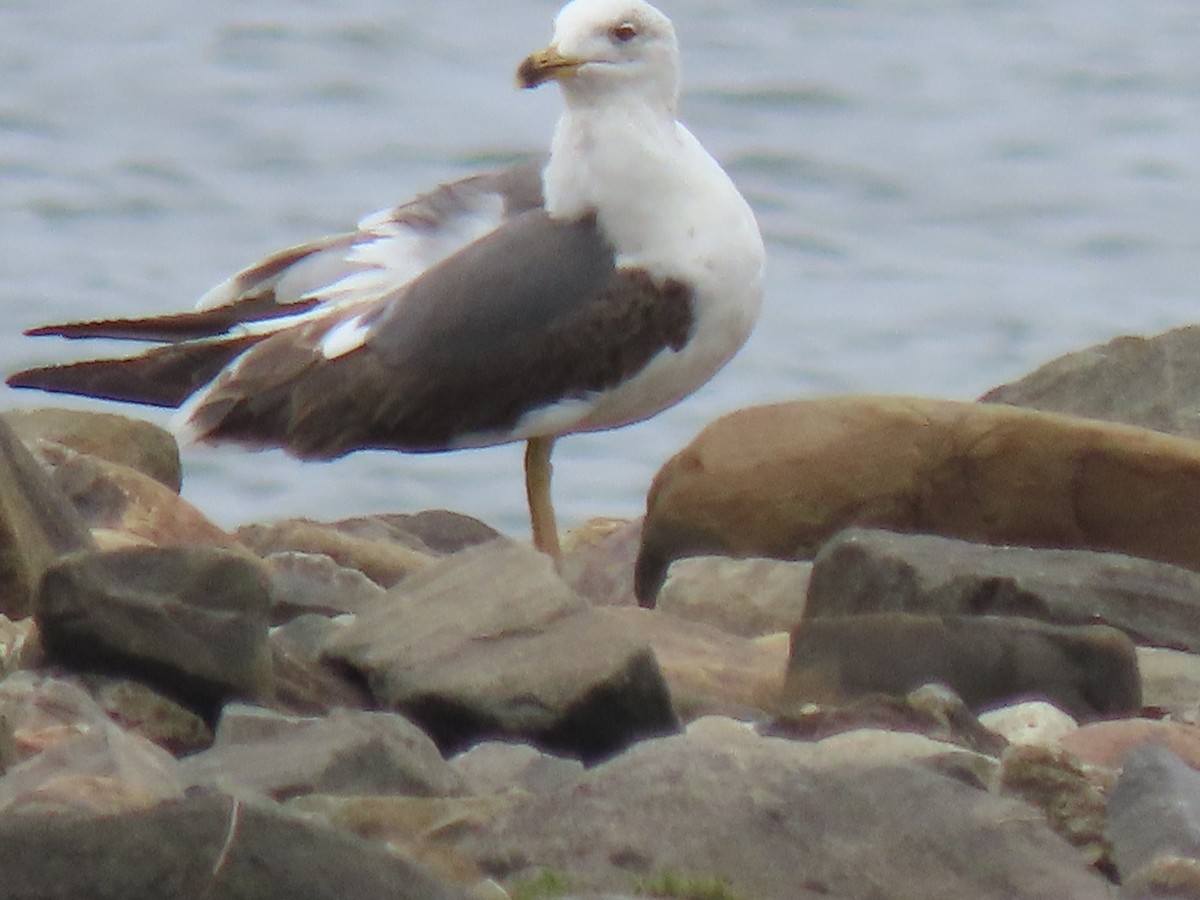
3, 0, 1198, 535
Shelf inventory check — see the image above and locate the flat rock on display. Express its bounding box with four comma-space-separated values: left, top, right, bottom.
559, 518, 642, 606
331, 510, 501, 555
979, 700, 1079, 747
635, 396, 1200, 602
1108, 743, 1200, 882
981, 325, 1200, 439
36, 442, 241, 550
0, 674, 185, 815
237, 518, 437, 587
0, 792, 470, 900
83, 673, 214, 756
657, 555, 811, 637
450, 719, 1112, 899
262, 551, 386, 622
783, 612, 1140, 720
179, 705, 462, 800
451, 741, 585, 795
807, 528, 1200, 653
3, 407, 181, 491
0, 417, 94, 618
36, 546, 272, 713
324, 541, 678, 761
597, 607, 788, 721
1060, 719, 1200, 770
1139, 647, 1200, 721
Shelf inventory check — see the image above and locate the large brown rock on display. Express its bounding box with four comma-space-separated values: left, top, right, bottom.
324, 542, 678, 761
636, 396, 1200, 602
35, 442, 240, 551
0, 417, 94, 617
2, 407, 181, 491
981, 325, 1200, 439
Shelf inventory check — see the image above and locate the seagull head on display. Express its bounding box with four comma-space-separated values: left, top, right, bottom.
517, 0, 681, 114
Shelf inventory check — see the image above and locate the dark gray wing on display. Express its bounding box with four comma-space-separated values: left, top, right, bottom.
187, 209, 695, 457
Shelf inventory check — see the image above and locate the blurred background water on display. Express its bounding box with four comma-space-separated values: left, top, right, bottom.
2, 0, 1198, 536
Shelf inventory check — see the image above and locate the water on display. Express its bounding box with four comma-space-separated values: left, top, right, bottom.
3, 0, 1198, 537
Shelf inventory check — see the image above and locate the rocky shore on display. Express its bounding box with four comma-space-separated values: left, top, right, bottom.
4, 326, 1200, 898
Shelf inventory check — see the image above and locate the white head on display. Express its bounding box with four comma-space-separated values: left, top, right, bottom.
518, 0, 681, 115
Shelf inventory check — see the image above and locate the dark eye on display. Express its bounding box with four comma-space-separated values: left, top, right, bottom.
610, 21, 638, 43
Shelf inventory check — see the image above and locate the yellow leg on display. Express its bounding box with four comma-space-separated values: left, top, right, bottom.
524, 436, 561, 559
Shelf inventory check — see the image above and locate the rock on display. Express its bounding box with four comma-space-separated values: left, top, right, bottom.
325, 541, 678, 762
332, 510, 501, 555
635, 396, 1200, 602
449, 719, 1112, 899
806, 528, 1200, 653
764, 683, 1009, 758
288, 792, 520, 892
1120, 855, 1200, 900
0, 417, 94, 618
1108, 743, 1200, 883
1060, 719, 1200, 771
0, 674, 185, 814
35, 441, 241, 550
0, 792, 470, 900
451, 742, 585, 795
981, 325, 1200, 440
979, 701, 1079, 747
559, 517, 642, 606
1138, 647, 1200, 722
266, 620, 373, 716
236, 518, 437, 587
597, 607, 788, 721
83, 674, 214, 756
657, 556, 811, 637
262, 551, 387, 622
179, 705, 463, 800
997, 743, 1111, 869
36, 546, 272, 713
783, 613, 1141, 720
2, 407, 181, 491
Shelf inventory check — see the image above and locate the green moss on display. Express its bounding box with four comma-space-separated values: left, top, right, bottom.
509, 868, 573, 900
632, 871, 743, 900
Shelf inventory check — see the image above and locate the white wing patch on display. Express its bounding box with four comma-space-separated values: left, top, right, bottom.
319, 313, 373, 360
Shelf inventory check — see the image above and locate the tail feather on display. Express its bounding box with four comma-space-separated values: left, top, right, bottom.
25, 295, 321, 343
6, 335, 261, 408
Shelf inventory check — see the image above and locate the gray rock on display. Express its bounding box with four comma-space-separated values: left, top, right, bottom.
451, 741, 585, 795
0, 674, 186, 814
266, 617, 372, 716
332, 510, 501, 555
3, 407, 182, 492
657, 555, 811, 637
236, 518, 436, 587
180, 705, 462, 800
0, 416, 94, 618
0, 792, 469, 900
808, 528, 1200, 653
1108, 743, 1200, 882
36, 546, 272, 713
325, 541, 678, 762
981, 325, 1200, 439
1138, 647, 1200, 721
452, 722, 1112, 899
784, 612, 1140, 720
262, 551, 386, 622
